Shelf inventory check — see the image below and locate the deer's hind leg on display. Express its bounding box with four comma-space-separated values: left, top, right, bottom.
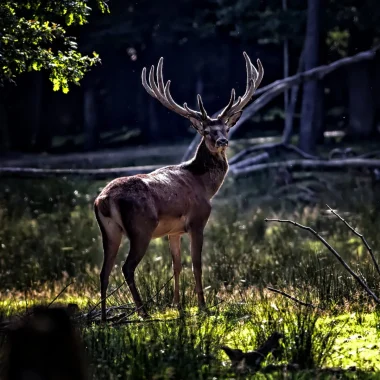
95, 208, 122, 322
119, 199, 158, 318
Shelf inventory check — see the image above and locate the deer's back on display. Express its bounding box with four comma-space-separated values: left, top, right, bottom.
95, 165, 209, 238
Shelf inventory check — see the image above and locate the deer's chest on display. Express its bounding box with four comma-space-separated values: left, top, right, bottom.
152, 216, 187, 238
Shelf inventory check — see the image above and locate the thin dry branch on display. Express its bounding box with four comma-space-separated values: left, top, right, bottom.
182, 45, 380, 162
0, 165, 162, 180
229, 142, 319, 166
326, 205, 380, 278
231, 152, 270, 170
47, 282, 74, 308
265, 218, 380, 304
230, 158, 380, 176
266, 286, 319, 309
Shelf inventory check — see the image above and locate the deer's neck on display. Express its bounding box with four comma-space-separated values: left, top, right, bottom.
182, 138, 229, 199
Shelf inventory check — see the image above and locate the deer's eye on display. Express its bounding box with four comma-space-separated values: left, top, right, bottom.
203, 130, 210, 136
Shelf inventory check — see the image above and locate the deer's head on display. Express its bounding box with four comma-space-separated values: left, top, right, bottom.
142, 52, 264, 154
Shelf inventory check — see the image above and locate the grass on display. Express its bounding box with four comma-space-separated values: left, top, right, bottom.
1, 174, 380, 378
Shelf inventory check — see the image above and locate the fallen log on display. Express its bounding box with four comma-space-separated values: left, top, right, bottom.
230, 158, 380, 177
2, 158, 380, 180
0, 165, 161, 180
182, 44, 380, 161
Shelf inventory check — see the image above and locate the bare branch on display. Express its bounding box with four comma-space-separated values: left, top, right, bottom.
266, 286, 320, 309
182, 45, 380, 162
265, 218, 380, 304
231, 152, 269, 170
229, 142, 319, 166
0, 165, 162, 180
230, 158, 380, 177
47, 282, 74, 308
326, 205, 380, 278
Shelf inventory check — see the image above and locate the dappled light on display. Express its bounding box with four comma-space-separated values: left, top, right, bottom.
1, 0, 380, 379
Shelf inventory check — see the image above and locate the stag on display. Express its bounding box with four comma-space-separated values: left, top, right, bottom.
94, 52, 264, 321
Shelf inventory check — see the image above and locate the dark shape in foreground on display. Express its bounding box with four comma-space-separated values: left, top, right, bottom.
4, 306, 87, 380
222, 332, 284, 372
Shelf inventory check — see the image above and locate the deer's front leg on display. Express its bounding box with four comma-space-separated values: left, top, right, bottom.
189, 227, 206, 308
169, 235, 182, 308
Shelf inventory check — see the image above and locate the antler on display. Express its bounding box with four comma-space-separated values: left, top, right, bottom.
142, 58, 208, 122
218, 52, 264, 121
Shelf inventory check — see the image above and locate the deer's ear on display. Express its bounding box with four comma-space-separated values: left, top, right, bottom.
227, 111, 243, 128
189, 117, 203, 133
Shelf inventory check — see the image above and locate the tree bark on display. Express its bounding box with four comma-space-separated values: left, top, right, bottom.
347, 61, 374, 138
299, 0, 322, 154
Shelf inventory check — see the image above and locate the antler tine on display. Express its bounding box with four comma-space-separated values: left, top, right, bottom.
157, 57, 166, 94
142, 57, 204, 120
141, 67, 157, 98
255, 58, 264, 90
218, 89, 236, 118
197, 94, 208, 119
243, 51, 255, 95
219, 52, 264, 119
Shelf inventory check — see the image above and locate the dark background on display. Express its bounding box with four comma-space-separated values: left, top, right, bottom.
1, 0, 380, 155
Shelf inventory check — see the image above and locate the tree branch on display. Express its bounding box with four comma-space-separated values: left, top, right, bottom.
266, 286, 320, 309
182, 45, 380, 162
230, 158, 380, 177
0, 165, 161, 180
229, 142, 319, 166
265, 218, 380, 304
326, 205, 380, 278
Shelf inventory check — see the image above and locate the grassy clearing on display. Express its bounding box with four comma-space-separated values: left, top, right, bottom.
1, 175, 380, 378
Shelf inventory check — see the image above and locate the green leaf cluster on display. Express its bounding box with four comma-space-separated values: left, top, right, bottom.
0, 1, 108, 92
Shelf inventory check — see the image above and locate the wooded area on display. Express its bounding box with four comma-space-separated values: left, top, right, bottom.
1, 0, 380, 162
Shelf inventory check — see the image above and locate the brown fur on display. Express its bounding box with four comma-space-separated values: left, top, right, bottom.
94, 52, 264, 321
94, 137, 229, 320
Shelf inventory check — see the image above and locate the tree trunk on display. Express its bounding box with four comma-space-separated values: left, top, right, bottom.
347, 61, 374, 138
282, 0, 290, 130
299, 0, 322, 154
30, 72, 43, 151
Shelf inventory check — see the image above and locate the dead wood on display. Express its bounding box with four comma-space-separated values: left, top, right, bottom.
230, 158, 380, 177
182, 45, 380, 162
265, 217, 380, 304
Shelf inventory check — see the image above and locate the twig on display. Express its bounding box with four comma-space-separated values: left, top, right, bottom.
231, 158, 380, 176
114, 275, 174, 324
265, 218, 380, 304
229, 143, 319, 166
230, 152, 270, 170
47, 282, 74, 308
326, 205, 380, 278
266, 286, 320, 309
0, 165, 161, 180
87, 281, 126, 318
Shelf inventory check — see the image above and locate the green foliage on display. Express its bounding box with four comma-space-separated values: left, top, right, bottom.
210, 0, 306, 45
2, 178, 380, 377
0, 0, 108, 92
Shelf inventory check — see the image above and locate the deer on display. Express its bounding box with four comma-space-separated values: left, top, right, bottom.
94, 52, 264, 321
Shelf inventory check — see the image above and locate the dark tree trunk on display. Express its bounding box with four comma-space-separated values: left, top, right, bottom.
299, 0, 323, 154
33, 73, 52, 152
347, 61, 374, 138
30, 72, 43, 151
346, 28, 374, 139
